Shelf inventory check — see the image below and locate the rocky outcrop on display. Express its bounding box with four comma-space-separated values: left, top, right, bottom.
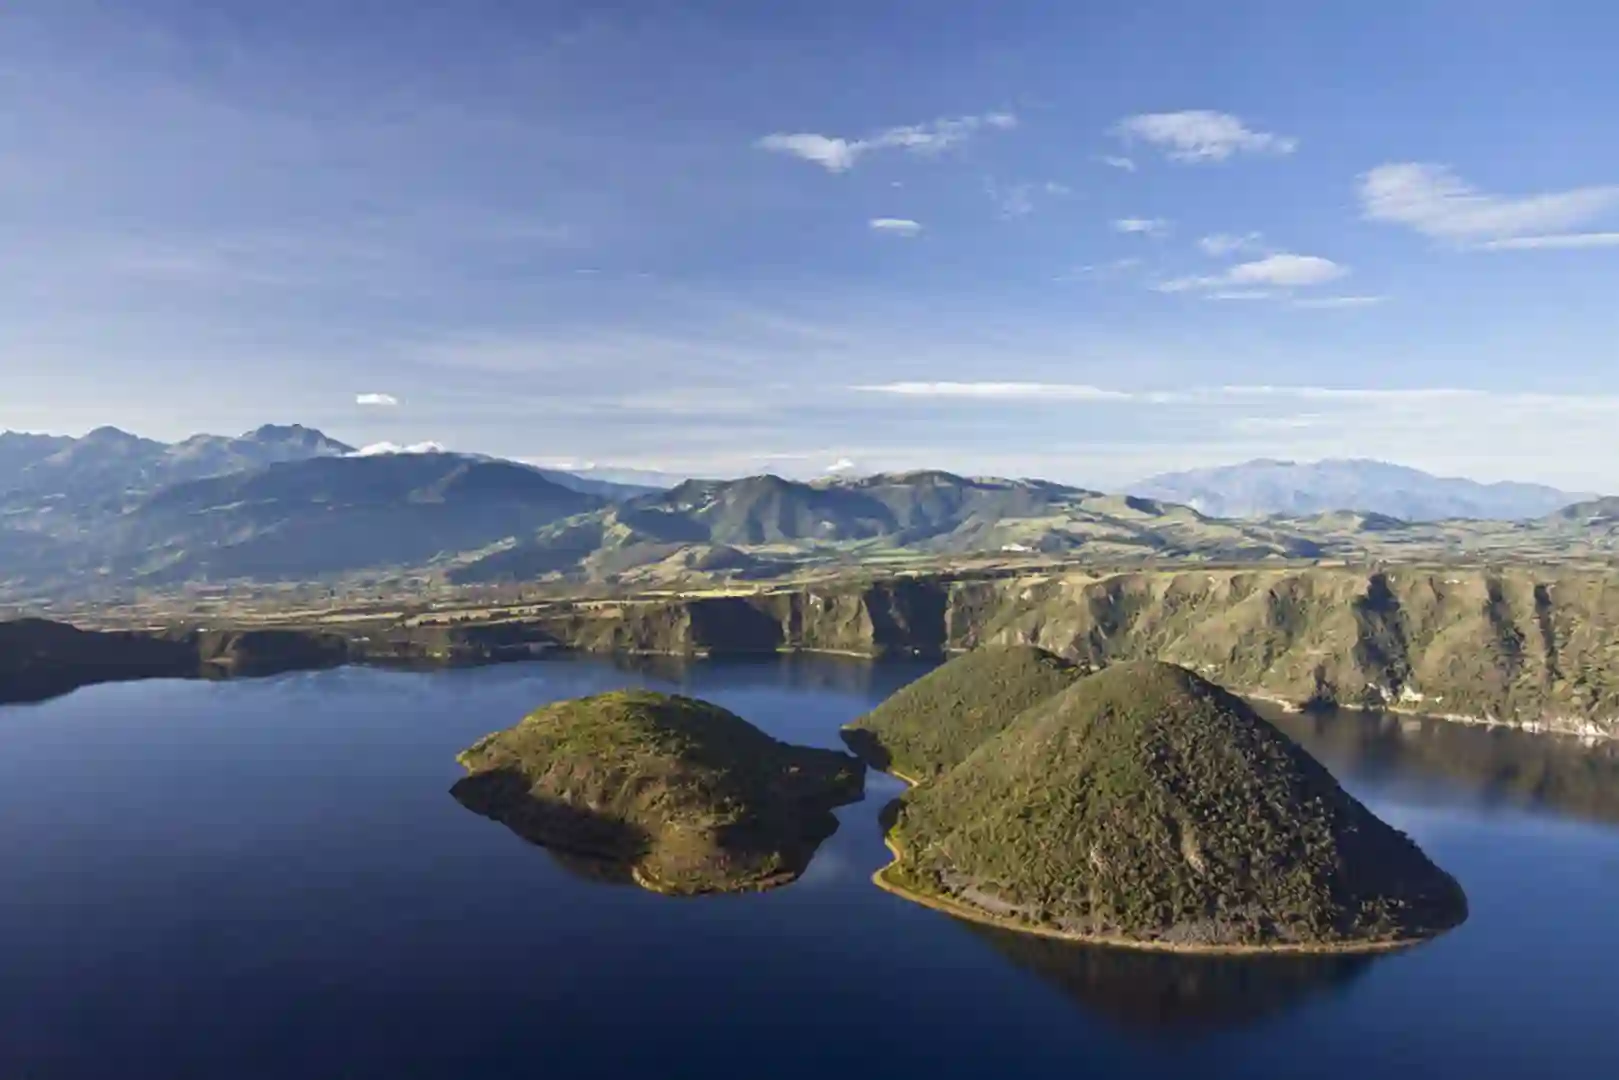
0, 618, 197, 703
519, 567, 1619, 738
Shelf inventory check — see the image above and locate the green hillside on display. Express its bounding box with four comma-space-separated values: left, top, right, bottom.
881, 661, 1468, 950
843, 645, 1087, 778
452, 690, 865, 894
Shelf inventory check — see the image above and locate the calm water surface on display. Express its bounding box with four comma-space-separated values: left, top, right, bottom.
3, 655, 1618, 1079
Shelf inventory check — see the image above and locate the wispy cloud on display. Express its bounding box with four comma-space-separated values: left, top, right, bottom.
755, 112, 1018, 172
1113, 111, 1297, 163
1292, 295, 1388, 309
1099, 155, 1137, 172
1475, 232, 1619, 251
1113, 217, 1171, 237
355, 392, 400, 406
869, 217, 923, 237
852, 382, 1132, 401
1157, 253, 1346, 293
824, 457, 858, 474
1058, 257, 1143, 282
1207, 290, 1274, 301
1360, 163, 1619, 246
850, 382, 1619, 411
987, 179, 1073, 219
1198, 232, 1265, 256
753, 133, 861, 172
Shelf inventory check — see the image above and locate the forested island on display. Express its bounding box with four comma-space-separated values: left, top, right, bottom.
452, 690, 865, 894
850, 651, 1469, 952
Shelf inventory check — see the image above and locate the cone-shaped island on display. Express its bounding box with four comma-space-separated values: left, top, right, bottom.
854, 653, 1468, 952
454, 690, 865, 895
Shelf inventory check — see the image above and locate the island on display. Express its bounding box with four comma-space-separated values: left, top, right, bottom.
451, 689, 866, 895
841, 644, 1087, 778
862, 655, 1468, 952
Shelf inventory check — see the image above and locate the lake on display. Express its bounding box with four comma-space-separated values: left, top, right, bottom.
3, 655, 1618, 1078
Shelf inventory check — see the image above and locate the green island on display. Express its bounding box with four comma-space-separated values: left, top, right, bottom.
842, 644, 1089, 778
858, 652, 1469, 953
452, 689, 865, 895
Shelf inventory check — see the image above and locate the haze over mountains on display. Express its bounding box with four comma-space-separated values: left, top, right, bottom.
1132, 459, 1586, 522
1, 422, 1615, 603
0, 424, 356, 505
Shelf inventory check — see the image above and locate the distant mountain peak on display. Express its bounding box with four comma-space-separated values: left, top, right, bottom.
1131, 457, 1590, 521
81, 425, 151, 444
243, 424, 355, 452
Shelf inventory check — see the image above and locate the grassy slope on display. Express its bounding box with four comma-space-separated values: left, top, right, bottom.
843, 645, 1086, 778
454, 690, 864, 894
886, 662, 1467, 949
955, 566, 1619, 734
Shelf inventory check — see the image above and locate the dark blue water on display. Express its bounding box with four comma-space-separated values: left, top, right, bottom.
3, 656, 1618, 1079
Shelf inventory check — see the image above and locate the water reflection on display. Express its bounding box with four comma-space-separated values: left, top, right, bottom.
1259, 705, 1619, 825
957, 920, 1380, 1036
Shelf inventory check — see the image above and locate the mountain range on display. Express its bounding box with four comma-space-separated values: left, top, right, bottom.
0, 424, 356, 507
0, 424, 1614, 602
1131, 458, 1587, 521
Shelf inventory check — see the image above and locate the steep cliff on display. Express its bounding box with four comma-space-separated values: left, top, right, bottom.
8, 565, 1619, 737
948, 567, 1619, 738
520, 567, 1619, 737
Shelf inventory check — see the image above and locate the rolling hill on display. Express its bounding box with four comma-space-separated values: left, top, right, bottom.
4, 431, 1619, 603
451, 471, 1324, 584
112, 453, 603, 583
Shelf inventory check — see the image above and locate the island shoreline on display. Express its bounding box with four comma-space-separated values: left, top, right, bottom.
867, 768, 1433, 957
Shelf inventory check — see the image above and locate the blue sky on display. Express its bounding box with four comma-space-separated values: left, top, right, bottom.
3, 0, 1619, 489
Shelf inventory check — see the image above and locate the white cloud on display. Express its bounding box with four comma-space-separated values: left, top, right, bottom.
1359, 163, 1619, 244
350, 440, 446, 456
1099, 155, 1137, 172
850, 382, 1619, 413
852, 382, 1132, 401
1113, 217, 1170, 237
1113, 111, 1297, 163
869, 218, 923, 237
1198, 232, 1265, 256
756, 112, 1018, 172
825, 457, 858, 474
1157, 253, 1346, 293
355, 392, 399, 406
1207, 290, 1275, 301
1229, 414, 1323, 433
754, 133, 861, 172
1292, 295, 1388, 309
1475, 232, 1619, 251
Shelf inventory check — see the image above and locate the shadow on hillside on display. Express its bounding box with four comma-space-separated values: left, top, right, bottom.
838, 728, 895, 773
450, 767, 653, 885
